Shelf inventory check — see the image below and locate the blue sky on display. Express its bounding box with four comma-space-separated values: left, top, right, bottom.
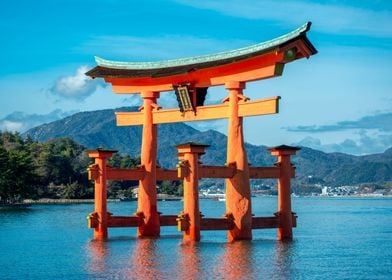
0, 0, 391, 155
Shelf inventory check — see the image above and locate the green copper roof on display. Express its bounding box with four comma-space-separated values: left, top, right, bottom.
94, 22, 316, 71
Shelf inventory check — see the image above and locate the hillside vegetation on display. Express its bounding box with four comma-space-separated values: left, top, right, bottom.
0, 132, 144, 203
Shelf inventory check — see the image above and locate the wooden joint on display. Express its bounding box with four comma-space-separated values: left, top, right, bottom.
135, 211, 145, 219
87, 164, 99, 181
87, 212, 99, 228
222, 96, 230, 103
237, 94, 250, 102
176, 212, 190, 231
226, 162, 237, 178
224, 212, 235, 230
151, 103, 161, 111
177, 160, 190, 178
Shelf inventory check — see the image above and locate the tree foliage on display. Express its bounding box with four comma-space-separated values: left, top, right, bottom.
0, 132, 140, 202
0, 133, 39, 203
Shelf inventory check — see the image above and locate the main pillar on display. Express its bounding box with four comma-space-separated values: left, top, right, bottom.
224, 81, 252, 241
176, 142, 208, 242
87, 149, 116, 240
137, 91, 160, 237
269, 145, 300, 240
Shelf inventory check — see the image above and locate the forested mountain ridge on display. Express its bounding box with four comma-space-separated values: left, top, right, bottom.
23, 108, 392, 187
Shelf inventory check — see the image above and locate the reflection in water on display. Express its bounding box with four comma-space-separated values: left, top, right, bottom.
129, 238, 162, 279
273, 241, 295, 278
216, 241, 254, 279
86, 237, 296, 279
87, 240, 108, 275
177, 242, 201, 279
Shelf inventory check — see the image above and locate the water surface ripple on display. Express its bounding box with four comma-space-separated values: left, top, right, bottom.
1, 197, 391, 279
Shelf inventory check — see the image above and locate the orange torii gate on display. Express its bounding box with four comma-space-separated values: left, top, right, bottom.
85, 22, 317, 242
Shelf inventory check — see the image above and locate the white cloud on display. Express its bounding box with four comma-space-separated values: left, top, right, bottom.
50, 66, 103, 100
0, 120, 24, 132
0, 110, 76, 133
174, 0, 392, 38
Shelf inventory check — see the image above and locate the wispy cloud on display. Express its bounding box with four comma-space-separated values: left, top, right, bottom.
286, 113, 392, 133
0, 110, 76, 133
294, 132, 392, 155
75, 35, 252, 60
174, 0, 392, 38
49, 66, 104, 100
122, 96, 141, 107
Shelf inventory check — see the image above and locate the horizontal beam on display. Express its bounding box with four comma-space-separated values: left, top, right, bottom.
105, 215, 179, 228
107, 167, 145, 180
107, 216, 140, 227
199, 165, 236, 178
200, 218, 234, 230
104, 165, 294, 181
156, 169, 178, 181
106, 167, 179, 181
159, 215, 178, 226
116, 96, 280, 126
210, 63, 283, 85
108, 53, 286, 93
96, 215, 296, 230
252, 216, 280, 229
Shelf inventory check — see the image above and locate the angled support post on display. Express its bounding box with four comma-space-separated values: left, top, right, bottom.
269, 145, 300, 240
224, 81, 252, 241
137, 91, 161, 237
87, 149, 117, 240
176, 142, 209, 242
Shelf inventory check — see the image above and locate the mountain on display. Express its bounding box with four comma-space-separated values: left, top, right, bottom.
24, 108, 392, 187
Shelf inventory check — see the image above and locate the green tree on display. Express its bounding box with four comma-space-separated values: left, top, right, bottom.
0, 145, 10, 202
0, 148, 38, 203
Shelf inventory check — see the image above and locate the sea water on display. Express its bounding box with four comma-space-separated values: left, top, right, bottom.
1, 196, 391, 279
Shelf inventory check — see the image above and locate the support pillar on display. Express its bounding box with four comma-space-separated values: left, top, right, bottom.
137, 91, 160, 237
176, 142, 208, 242
87, 149, 116, 240
224, 81, 252, 241
269, 145, 300, 240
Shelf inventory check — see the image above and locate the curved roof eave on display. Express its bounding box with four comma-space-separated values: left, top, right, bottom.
93, 22, 316, 71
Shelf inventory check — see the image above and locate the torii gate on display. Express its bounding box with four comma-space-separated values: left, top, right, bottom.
85, 22, 317, 242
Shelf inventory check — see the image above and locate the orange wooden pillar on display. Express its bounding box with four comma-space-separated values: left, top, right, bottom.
224, 81, 252, 241
177, 142, 208, 242
269, 145, 300, 240
87, 149, 116, 240
137, 91, 160, 237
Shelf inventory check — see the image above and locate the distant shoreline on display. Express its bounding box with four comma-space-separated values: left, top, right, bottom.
22, 198, 120, 205
14, 194, 391, 205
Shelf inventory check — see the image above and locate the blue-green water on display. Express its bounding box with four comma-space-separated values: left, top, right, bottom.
1, 197, 391, 279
